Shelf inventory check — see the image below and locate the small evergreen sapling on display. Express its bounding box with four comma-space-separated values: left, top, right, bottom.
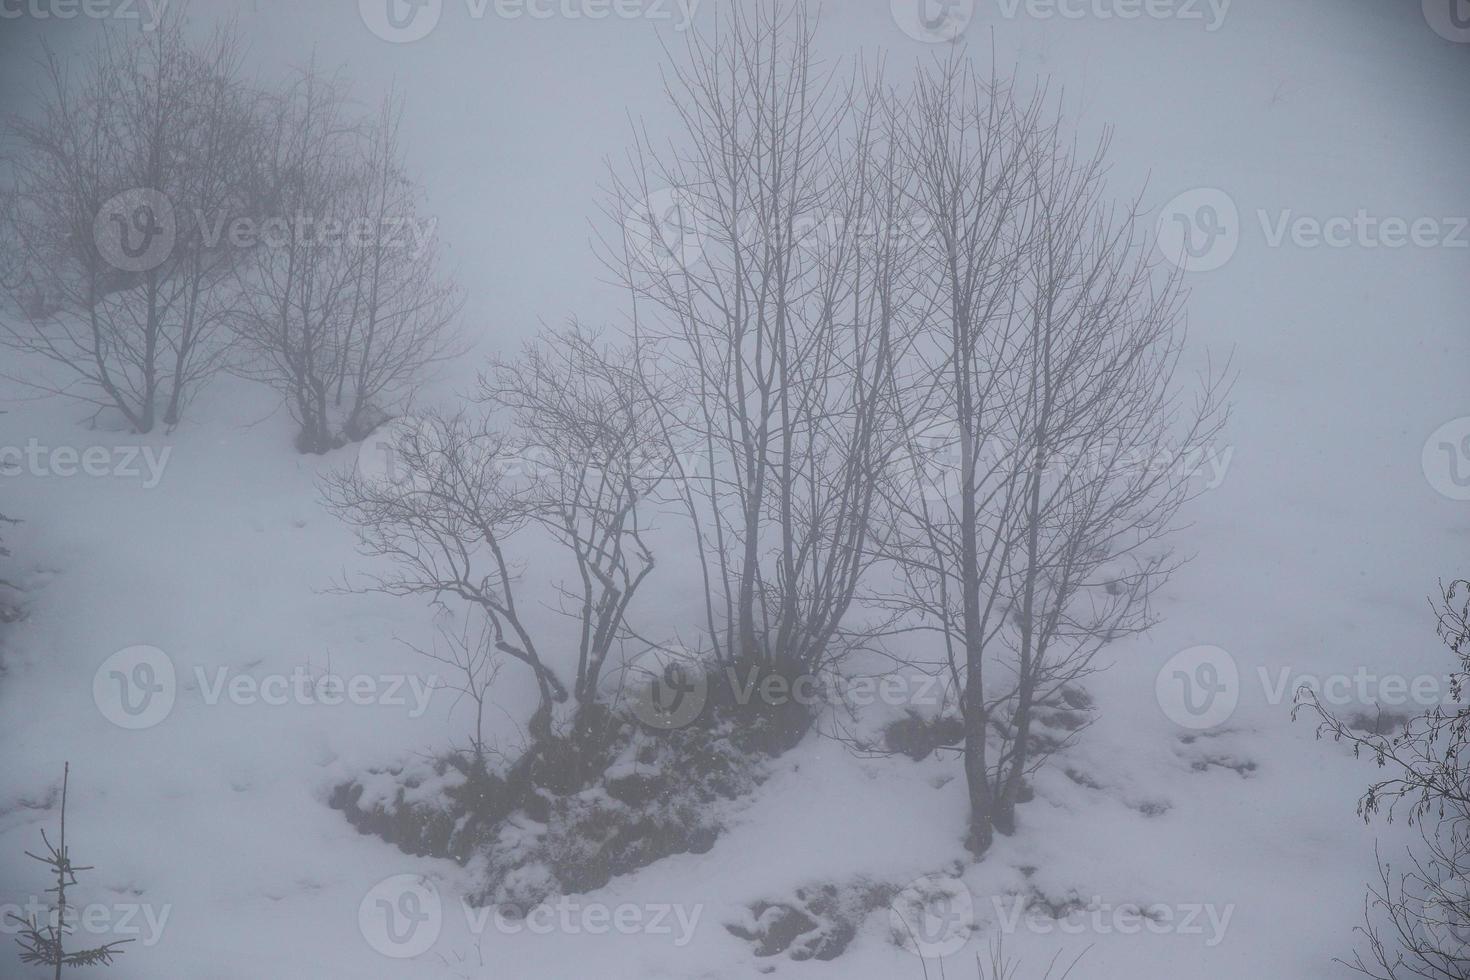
9, 763, 131, 977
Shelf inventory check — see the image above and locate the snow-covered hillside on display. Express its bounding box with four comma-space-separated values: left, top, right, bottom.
0, 1, 1467, 977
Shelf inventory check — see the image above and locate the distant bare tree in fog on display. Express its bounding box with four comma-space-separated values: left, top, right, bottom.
0, 11, 253, 431
338, 92, 465, 442
604, 4, 912, 686
876, 59, 1229, 855
231, 73, 461, 452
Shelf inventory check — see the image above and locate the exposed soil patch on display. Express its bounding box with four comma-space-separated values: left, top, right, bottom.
331, 658, 821, 907
726, 879, 898, 962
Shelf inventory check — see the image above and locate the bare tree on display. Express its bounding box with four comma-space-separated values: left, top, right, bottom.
231, 64, 362, 452
602, 4, 912, 694
1299, 580, 1470, 980
481, 325, 666, 748
1, 11, 255, 431
231, 73, 461, 452
325, 328, 665, 788
404, 608, 506, 768
337, 91, 464, 441
322, 409, 567, 741
876, 60, 1229, 855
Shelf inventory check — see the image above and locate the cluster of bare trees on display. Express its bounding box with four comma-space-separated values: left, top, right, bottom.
0, 17, 253, 432
0, 12, 460, 447
602, 6, 1226, 853
322, 5, 1226, 854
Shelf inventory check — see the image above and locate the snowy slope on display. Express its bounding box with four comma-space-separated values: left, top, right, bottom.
1, 0, 1467, 977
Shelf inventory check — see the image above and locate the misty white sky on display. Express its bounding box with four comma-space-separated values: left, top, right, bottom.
2, 0, 1467, 693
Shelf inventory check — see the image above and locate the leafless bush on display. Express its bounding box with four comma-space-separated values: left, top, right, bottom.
404, 609, 506, 767
323, 409, 565, 737
1299, 580, 1470, 979
324, 328, 663, 783
230, 74, 462, 452
482, 324, 667, 744
1, 11, 255, 431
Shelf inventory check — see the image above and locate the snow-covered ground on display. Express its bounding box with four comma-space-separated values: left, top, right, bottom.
1, 1, 1468, 976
